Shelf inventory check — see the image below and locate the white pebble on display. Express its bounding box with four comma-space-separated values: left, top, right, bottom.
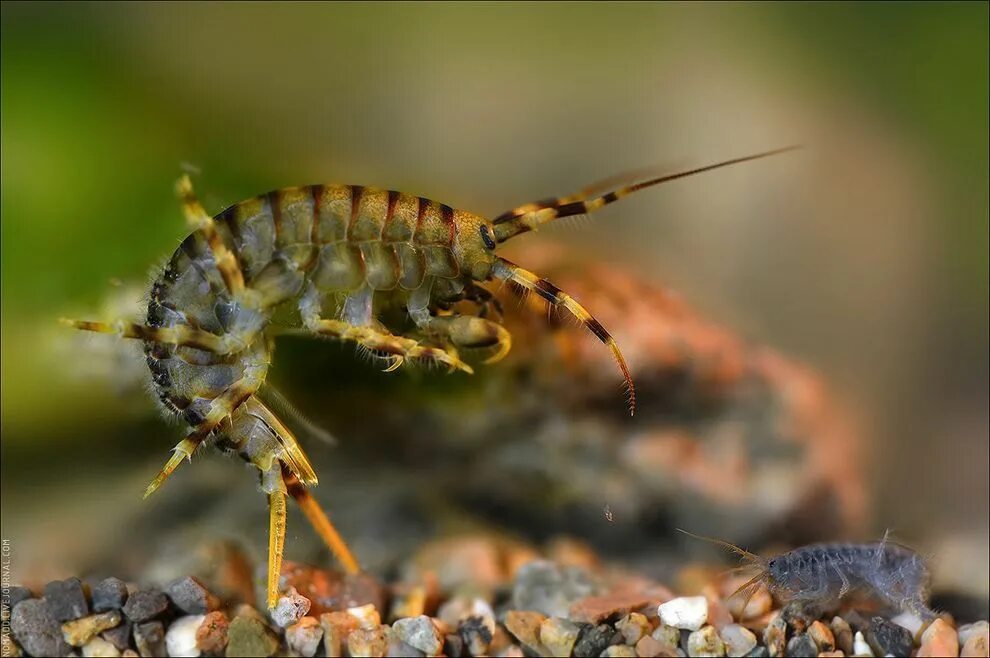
271, 587, 312, 628
891, 611, 925, 638
720, 623, 757, 657
658, 596, 709, 631
82, 637, 121, 657
347, 603, 381, 630
959, 621, 990, 647
165, 615, 205, 658
853, 630, 875, 657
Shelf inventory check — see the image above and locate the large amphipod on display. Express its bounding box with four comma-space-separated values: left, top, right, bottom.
65, 146, 797, 607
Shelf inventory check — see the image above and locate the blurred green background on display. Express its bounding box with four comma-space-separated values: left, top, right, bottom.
2, 2, 987, 592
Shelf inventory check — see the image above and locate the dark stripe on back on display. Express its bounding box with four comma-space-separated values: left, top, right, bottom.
384, 189, 399, 239
347, 185, 364, 240
415, 196, 426, 236
584, 317, 611, 344
309, 185, 324, 244
602, 191, 620, 204
441, 204, 455, 245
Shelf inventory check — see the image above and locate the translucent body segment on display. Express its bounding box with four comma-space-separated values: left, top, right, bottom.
314, 184, 352, 243
349, 187, 389, 242
221, 197, 276, 280
383, 192, 419, 243
311, 243, 365, 291
360, 242, 401, 290
396, 243, 426, 290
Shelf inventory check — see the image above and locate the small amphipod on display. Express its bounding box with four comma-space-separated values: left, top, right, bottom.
681, 530, 937, 621
64, 147, 797, 607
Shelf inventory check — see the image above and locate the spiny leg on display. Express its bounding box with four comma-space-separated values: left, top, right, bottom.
492, 257, 635, 414
61, 318, 246, 354
176, 174, 246, 296
243, 396, 318, 485
299, 284, 473, 374
282, 464, 360, 575
261, 466, 288, 609
144, 360, 268, 498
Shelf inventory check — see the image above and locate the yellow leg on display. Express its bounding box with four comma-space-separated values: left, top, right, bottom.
176, 174, 246, 296
61, 318, 245, 354
430, 315, 513, 365
143, 435, 203, 499
263, 468, 289, 609
283, 466, 360, 575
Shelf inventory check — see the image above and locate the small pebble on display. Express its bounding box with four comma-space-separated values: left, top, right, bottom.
386, 636, 425, 658
785, 634, 817, 658
102, 622, 132, 652
745, 647, 769, 658
347, 626, 389, 657
321, 611, 359, 657
166, 577, 220, 616
572, 623, 618, 658
960, 622, 990, 648
225, 616, 279, 657
539, 616, 581, 657
963, 632, 990, 658
617, 612, 650, 645
286, 616, 324, 657
459, 614, 495, 656
62, 610, 122, 646
392, 615, 442, 655
512, 560, 597, 618
658, 597, 709, 631
852, 630, 875, 657
133, 620, 166, 657
719, 624, 756, 657
81, 636, 122, 657
891, 611, 926, 639
602, 646, 638, 657
8, 585, 34, 609
807, 620, 835, 652
763, 614, 787, 657
866, 615, 913, 657
195, 610, 229, 655
635, 634, 677, 657
122, 590, 169, 623
270, 587, 311, 628
918, 618, 959, 658
44, 577, 90, 622
687, 625, 726, 657
11, 598, 71, 657
830, 616, 854, 656
504, 610, 547, 655
569, 591, 653, 625
165, 615, 204, 657
92, 578, 129, 613
651, 624, 680, 649
347, 603, 381, 630
443, 633, 464, 658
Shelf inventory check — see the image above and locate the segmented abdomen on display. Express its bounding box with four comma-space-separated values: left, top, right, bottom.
145, 184, 474, 423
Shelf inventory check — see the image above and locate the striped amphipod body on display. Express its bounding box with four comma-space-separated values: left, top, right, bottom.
682, 530, 937, 621
65, 147, 796, 607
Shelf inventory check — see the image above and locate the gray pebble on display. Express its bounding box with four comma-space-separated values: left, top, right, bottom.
392, 615, 442, 655
92, 578, 129, 612
101, 621, 133, 652
165, 576, 219, 615
11, 598, 71, 657
745, 646, 769, 658
122, 590, 169, 623
43, 577, 89, 622
572, 623, 617, 658
133, 620, 166, 657
511, 560, 597, 618
785, 634, 818, 658
866, 616, 914, 658
269, 588, 310, 628
9, 586, 33, 609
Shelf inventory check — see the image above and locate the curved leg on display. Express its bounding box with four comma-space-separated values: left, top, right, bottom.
429, 314, 513, 364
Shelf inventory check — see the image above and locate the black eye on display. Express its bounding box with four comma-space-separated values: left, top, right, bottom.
480, 224, 496, 250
